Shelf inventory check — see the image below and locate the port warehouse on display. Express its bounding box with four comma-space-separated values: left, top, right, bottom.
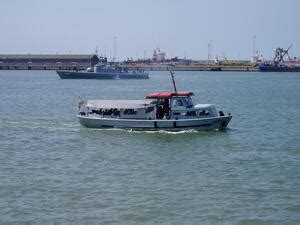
0, 54, 99, 70
0, 54, 256, 71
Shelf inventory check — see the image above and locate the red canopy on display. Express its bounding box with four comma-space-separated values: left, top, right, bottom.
146, 91, 193, 99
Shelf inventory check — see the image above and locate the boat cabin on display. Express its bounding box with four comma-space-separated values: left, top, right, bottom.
84, 100, 157, 119
81, 91, 219, 120
146, 91, 218, 119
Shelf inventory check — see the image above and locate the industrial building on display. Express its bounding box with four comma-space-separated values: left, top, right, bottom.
0, 54, 99, 70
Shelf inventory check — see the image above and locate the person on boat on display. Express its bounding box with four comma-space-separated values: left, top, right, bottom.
77, 96, 84, 111
156, 106, 164, 119
175, 99, 183, 106
162, 99, 170, 118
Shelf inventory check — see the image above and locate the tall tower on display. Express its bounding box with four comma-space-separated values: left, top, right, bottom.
210, 40, 213, 62
253, 34, 256, 58
251, 34, 258, 64
207, 40, 213, 64
113, 36, 117, 62
207, 42, 210, 64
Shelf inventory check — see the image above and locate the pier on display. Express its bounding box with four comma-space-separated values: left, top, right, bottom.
0, 54, 259, 72
122, 63, 259, 72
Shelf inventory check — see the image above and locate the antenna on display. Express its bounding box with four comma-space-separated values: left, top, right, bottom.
95, 45, 99, 55
170, 71, 177, 93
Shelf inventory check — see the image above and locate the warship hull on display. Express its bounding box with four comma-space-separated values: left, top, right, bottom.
56, 70, 149, 79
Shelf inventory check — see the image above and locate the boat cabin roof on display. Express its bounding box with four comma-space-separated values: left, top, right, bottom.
146, 91, 193, 99
86, 100, 155, 109
194, 104, 215, 109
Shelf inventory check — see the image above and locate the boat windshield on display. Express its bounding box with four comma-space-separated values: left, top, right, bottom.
172, 96, 193, 108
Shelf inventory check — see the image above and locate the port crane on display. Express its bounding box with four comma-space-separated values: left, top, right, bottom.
273, 45, 292, 65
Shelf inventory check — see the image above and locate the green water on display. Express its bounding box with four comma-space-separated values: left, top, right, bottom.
0, 70, 299, 224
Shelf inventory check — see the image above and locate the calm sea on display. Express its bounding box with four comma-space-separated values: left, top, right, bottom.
0, 70, 299, 224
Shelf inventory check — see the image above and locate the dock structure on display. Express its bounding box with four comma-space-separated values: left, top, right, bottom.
121, 63, 259, 72
0, 54, 259, 71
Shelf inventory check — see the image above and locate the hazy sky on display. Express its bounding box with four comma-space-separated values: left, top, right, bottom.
1, 0, 299, 60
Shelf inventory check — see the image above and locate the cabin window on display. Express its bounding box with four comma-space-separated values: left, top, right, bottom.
175, 99, 183, 106
124, 109, 137, 115
113, 110, 120, 116
172, 99, 184, 108
173, 112, 181, 116
199, 110, 210, 116
172, 97, 193, 108
145, 107, 154, 113
186, 111, 196, 116
99, 109, 119, 116
183, 97, 193, 107
91, 109, 102, 115
103, 109, 112, 115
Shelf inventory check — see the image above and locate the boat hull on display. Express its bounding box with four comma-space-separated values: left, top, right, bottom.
119, 73, 149, 79
258, 64, 300, 72
77, 115, 232, 131
56, 70, 149, 79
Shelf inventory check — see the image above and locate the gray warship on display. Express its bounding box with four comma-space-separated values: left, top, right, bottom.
56, 57, 149, 79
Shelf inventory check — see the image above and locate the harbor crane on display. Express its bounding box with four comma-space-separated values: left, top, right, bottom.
273, 45, 292, 65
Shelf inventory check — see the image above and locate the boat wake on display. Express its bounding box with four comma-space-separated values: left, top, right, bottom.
127, 129, 203, 134
1, 120, 231, 135
0, 120, 80, 132
85, 127, 222, 135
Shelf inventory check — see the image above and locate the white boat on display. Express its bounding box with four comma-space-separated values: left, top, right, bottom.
77, 72, 232, 131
